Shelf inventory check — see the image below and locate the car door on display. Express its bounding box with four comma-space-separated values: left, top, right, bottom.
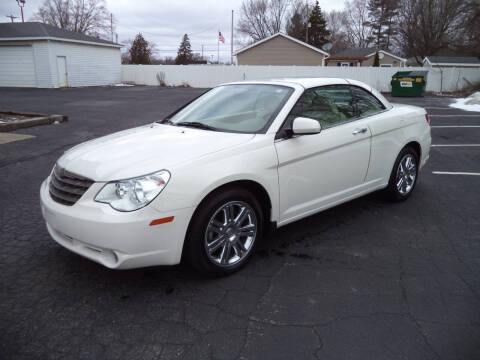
274, 85, 372, 224
349, 85, 396, 184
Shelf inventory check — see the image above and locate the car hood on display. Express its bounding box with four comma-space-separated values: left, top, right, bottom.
57, 124, 255, 181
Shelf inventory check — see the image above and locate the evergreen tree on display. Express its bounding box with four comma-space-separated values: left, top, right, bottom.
307, 1, 331, 48
373, 51, 380, 66
365, 0, 400, 50
175, 34, 193, 65
129, 33, 151, 64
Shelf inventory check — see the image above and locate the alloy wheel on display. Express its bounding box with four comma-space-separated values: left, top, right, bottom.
204, 201, 257, 267
395, 154, 417, 195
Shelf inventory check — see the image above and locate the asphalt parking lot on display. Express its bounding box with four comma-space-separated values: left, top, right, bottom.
1, 86, 479, 360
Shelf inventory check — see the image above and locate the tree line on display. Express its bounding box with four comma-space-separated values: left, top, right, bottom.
122, 33, 198, 65
238, 0, 480, 61
30, 0, 480, 65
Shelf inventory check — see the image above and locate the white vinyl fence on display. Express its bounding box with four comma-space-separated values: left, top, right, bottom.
122, 65, 480, 93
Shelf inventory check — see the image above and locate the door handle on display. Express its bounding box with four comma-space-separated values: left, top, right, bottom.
352, 128, 368, 135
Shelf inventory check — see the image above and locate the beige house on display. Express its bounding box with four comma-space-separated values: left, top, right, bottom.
234, 33, 329, 66
326, 48, 406, 67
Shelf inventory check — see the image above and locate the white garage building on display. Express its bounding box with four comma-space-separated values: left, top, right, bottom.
0, 22, 121, 88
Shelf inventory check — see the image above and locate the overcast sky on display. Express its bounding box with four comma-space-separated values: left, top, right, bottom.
1, 0, 346, 62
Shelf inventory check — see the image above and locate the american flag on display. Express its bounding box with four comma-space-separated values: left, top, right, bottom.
218, 31, 225, 43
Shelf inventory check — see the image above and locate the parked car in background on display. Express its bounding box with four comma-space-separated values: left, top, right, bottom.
40, 78, 431, 275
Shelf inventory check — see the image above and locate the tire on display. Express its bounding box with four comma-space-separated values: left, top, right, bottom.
184, 187, 264, 276
385, 146, 419, 202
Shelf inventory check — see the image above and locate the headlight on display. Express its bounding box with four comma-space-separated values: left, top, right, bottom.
95, 170, 170, 211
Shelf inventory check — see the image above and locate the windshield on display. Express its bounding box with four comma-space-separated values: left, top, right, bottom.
165, 84, 293, 133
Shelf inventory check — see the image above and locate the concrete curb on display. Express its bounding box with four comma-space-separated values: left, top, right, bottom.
0, 111, 68, 132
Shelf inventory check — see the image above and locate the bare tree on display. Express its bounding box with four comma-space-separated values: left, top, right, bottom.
285, 0, 309, 41
326, 10, 348, 53
456, 0, 480, 57
120, 39, 132, 64
237, 0, 291, 41
342, 0, 373, 48
32, 0, 112, 37
397, 0, 470, 61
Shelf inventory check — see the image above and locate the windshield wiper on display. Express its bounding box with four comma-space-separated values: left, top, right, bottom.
175, 121, 218, 131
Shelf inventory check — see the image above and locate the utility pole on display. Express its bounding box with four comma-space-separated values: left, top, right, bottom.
201, 44, 204, 60
16, 0, 25, 23
110, 13, 113, 42
6, 15, 18, 23
231, 10, 234, 65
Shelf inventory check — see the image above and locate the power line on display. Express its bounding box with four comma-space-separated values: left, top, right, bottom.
117, 24, 173, 37
117, 23, 223, 39
6, 15, 18, 22
188, 24, 219, 37
152, 49, 234, 53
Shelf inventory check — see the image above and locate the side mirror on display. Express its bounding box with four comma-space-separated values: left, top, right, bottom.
292, 117, 321, 135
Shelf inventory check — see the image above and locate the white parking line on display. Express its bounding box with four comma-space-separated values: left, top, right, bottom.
431, 144, 480, 147
431, 126, 480, 128
429, 115, 480, 117
433, 171, 480, 176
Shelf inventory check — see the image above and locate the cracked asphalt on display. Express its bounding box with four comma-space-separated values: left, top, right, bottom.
1, 86, 479, 360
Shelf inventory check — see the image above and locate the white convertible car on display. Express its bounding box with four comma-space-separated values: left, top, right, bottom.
40, 78, 431, 275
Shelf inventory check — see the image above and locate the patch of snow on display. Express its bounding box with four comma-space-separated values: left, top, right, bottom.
449, 92, 480, 112
114, 83, 135, 87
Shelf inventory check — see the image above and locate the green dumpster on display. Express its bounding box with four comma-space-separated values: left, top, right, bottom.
391, 70, 428, 97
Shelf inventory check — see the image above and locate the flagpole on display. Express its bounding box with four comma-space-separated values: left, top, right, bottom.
231, 10, 234, 65
217, 35, 220, 64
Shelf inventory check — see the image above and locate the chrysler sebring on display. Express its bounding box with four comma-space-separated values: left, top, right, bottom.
40, 78, 431, 275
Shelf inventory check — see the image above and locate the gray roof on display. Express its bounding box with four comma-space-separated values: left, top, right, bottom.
333, 48, 377, 57
426, 56, 480, 64
406, 57, 422, 65
0, 22, 120, 47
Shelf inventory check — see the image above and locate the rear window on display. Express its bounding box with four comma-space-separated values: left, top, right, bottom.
351, 86, 385, 117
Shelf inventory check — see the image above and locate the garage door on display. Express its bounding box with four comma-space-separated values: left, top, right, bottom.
0, 45, 36, 87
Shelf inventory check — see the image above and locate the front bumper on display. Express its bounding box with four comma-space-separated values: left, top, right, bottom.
40, 178, 195, 269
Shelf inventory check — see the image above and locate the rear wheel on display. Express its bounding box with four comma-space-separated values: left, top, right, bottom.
184, 188, 263, 276
386, 146, 419, 201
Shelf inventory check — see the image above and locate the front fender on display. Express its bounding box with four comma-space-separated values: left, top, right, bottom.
150, 135, 280, 222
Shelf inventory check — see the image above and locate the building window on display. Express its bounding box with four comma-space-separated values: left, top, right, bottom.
341, 62, 350, 67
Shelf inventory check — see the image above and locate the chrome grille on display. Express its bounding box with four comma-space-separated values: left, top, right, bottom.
49, 166, 94, 206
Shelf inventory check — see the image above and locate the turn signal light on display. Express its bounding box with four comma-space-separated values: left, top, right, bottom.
149, 216, 174, 226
